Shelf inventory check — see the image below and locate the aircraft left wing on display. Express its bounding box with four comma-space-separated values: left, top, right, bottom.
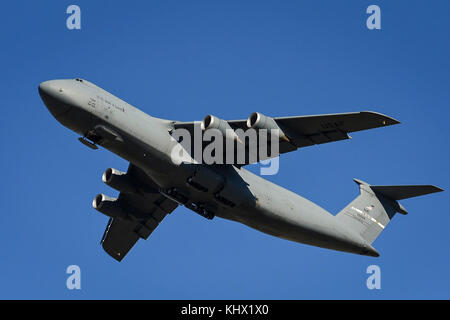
100, 164, 178, 261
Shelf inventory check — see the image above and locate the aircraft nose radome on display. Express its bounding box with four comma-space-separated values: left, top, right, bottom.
38, 80, 72, 117
38, 80, 55, 96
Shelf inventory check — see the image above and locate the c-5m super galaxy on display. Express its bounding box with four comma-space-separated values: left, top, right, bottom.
39, 78, 443, 261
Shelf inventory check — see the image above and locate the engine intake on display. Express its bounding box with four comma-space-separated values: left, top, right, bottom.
246, 112, 289, 142
92, 194, 127, 219
201, 115, 240, 143
102, 168, 136, 193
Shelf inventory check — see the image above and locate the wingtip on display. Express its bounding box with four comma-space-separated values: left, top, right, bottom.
430, 185, 445, 193
361, 111, 401, 126
353, 178, 370, 186
101, 241, 125, 262
418, 185, 445, 194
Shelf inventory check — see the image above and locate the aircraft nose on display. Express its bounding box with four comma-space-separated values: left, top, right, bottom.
38, 80, 58, 98
38, 80, 72, 117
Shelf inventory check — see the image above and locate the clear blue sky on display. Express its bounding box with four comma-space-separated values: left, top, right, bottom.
0, 1, 448, 299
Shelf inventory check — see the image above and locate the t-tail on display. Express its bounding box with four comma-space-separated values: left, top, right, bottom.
337, 179, 443, 256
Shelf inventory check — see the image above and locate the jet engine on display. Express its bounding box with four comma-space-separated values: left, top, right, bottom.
246, 112, 290, 142
92, 194, 127, 219
102, 168, 136, 193
201, 115, 240, 143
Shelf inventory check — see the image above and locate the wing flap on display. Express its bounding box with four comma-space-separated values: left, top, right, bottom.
101, 218, 140, 262
276, 111, 399, 135
276, 111, 399, 148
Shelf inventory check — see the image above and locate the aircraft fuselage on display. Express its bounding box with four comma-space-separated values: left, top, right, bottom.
39, 78, 379, 257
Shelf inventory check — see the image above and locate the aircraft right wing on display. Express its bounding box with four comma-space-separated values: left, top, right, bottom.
257, 111, 400, 148
100, 164, 178, 261
172, 111, 400, 165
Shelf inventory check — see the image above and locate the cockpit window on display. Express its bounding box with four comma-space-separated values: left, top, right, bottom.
74, 78, 97, 89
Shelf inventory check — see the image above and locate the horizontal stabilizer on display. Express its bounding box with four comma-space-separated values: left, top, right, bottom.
370, 185, 443, 200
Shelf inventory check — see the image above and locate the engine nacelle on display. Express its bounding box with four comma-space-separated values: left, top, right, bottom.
201, 115, 240, 143
246, 112, 289, 141
102, 168, 136, 193
92, 194, 127, 219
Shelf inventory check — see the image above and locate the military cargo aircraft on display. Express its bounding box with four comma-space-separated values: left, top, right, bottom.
38, 78, 443, 261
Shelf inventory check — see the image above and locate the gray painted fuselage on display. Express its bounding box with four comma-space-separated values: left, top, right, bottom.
39, 79, 379, 257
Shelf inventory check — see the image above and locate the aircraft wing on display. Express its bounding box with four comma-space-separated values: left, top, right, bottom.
173, 111, 400, 165
101, 164, 178, 261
